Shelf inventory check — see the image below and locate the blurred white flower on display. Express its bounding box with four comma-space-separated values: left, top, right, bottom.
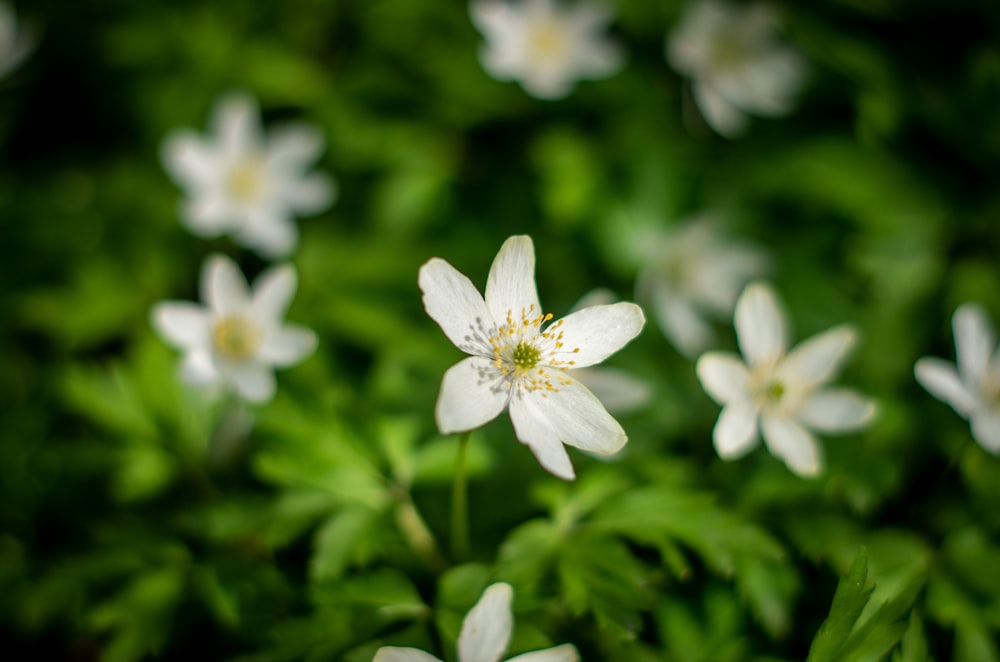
151, 254, 317, 404
569, 289, 651, 414
374, 582, 579, 662
162, 93, 336, 259
470, 0, 623, 100
915, 303, 1000, 454
696, 282, 876, 476
418, 235, 645, 480
667, 0, 807, 137
0, 2, 33, 79
634, 216, 768, 357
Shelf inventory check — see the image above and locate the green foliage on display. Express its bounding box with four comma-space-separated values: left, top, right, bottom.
3, 0, 1000, 660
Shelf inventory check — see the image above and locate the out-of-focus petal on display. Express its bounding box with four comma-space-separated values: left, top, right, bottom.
971, 408, 1000, 454
458, 583, 513, 662
914, 357, 977, 417
435, 356, 509, 434
953, 303, 996, 385
780, 324, 858, 389
713, 399, 759, 458
572, 366, 650, 414
258, 326, 317, 367
203, 254, 251, 314
507, 644, 581, 662
373, 648, 442, 662
222, 361, 276, 404
696, 352, 750, 404
151, 302, 210, 349
252, 264, 296, 323
761, 414, 821, 477
734, 281, 787, 367
797, 388, 876, 432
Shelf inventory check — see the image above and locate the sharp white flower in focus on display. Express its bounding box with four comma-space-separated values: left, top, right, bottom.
695, 282, 876, 476
667, 0, 807, 137
914, 303, 1000, 455
634, 216, 769, 357
162, 93, 336, 259
470, 0, 624, 100
374, 582, 579, 662
151, 254, 317, 404
419, 235, 645, 480
0, 2, 33, 80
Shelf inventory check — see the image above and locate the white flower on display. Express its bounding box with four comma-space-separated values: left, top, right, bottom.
634, 216, 768, 357
418, 235, 645, 480
374, 582, 579, 662
0, 2, 33, 79
151, 254, 317, 404
470, 0, 624, 100
695, 282, 876, 476
667, 0, 807, 137
162, 93, 336, 259
914, 303, 1000, 455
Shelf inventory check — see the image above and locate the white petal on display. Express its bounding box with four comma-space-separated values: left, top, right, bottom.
203, 254, 251, 315
252, 264, 296, 323
267, 123, 325, 168
548, 303, 645, 368
285, 173, 336, 214
213, 92, 261, 157
953, 303, 996, 385
692, 82, 748, 138
484, 236, 541, 328
458, 583, 513, 662
435, 357, 509, 434
221, 361, 276, 404
507, 392, 576, 480
418, 258, 494, 355
523, 375, 627, 455
761, 414, 822, 477
734, 282, 787, 367
181, 194, 236, 237
780, 325, 858, 389
236, 214, 298, 260
713, 400, 759, 459
652, 288, 714, 357
506, 644, 580, 662
161, 130, 218, 187
373, 648, 442, 662
696, 352, 750, 405
914, 357, 976, 417
258, 326, 317, 367
179, 350, 219, 385
151, 302, 210, 349
971, 408, 1000, 454
572, 367, 650, 414
797, 389, 876, 432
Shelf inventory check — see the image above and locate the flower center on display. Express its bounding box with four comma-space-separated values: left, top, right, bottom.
748, 365, 792, 412
527, 22, 568, 61
512, 341, 541, 370
213, 315, 260, 359
225, 158, 265, 203
486, 305, 580, 395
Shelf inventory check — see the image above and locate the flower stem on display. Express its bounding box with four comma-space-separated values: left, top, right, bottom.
395, 491, 447, 575
451, 430, 472, 561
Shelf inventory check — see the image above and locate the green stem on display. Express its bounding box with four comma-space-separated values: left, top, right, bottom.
395, 491, 447, 575
451, 431, 472, 561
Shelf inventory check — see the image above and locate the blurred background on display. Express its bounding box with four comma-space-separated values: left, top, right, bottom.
2, 0, 1000, 660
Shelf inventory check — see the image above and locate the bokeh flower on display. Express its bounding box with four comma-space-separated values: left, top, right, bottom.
418, 235, 645, 480
0, 2, 33, 79
470, 0, 624, 100
151, 253, 317, 404
374, 582, 579, 662
696, 282, 876, 476
667, 0, 807, 137
162, 93, 336, 259
634, 215, 769, 357
915, 303, 1000, 454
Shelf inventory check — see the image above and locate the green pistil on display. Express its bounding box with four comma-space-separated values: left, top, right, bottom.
512, 342, 541, 370
766, 381, 785, 401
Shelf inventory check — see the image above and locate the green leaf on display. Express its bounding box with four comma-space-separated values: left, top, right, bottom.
807, 548, 873, 662
309, 506, 387, 582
